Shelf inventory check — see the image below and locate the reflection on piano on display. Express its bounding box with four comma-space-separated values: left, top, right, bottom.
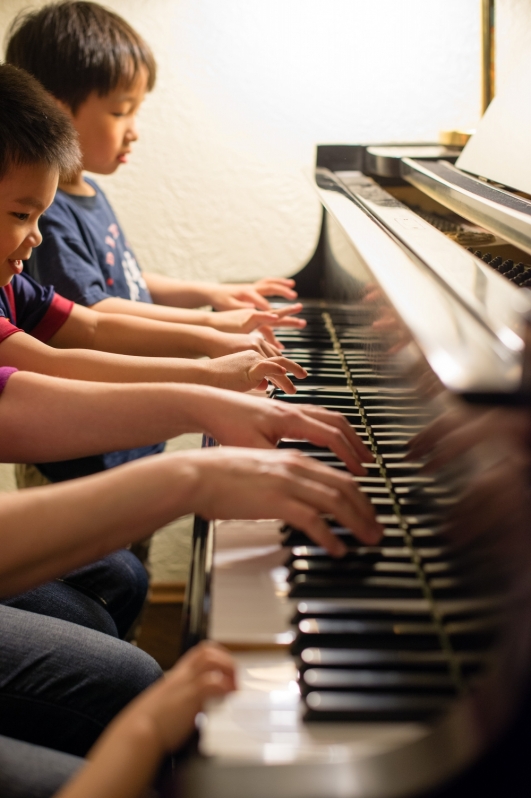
177, 145, 531, 797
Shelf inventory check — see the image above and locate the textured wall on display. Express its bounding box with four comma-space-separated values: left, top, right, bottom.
0, 0, 495, 581
1, 0, 483, 283
496, 0, 531, 93
87, 0, 483, 284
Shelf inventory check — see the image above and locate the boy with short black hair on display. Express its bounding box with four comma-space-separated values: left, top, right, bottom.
6, 0, 305, 335
0, 61, 309, 486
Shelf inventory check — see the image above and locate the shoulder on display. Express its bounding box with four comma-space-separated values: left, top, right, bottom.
43, 191, 82, 226
11, 273, 53, 301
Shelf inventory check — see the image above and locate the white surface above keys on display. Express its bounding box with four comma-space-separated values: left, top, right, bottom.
209, 519, 294, 647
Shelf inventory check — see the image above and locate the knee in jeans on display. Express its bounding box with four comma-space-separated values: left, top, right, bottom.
101, 550, 149, 604
113, 640, 163, 697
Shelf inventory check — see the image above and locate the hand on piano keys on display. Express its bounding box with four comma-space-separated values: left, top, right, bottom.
184, 447, 383, 555
204, 303, 306, 345
60, 642, 236, 798
409, 405, 531, 472
198, 387, 373, 474
207, 277, 298, 311
207, 351, 307, 393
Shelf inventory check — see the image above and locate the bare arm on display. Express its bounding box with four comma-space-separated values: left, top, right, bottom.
0, 370, 373, 471
90, 295, 306, 337
0, 331, 304, 393
51, 303, 281, 359
56, 643, 236, 798
143, 272, 298, 311
0, 447, 382, 597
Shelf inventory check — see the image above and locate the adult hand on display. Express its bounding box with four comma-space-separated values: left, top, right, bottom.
202, 391, 373, 475
208, 278, 298, 311
186, 447, 383, 553
208, 351, 306, 394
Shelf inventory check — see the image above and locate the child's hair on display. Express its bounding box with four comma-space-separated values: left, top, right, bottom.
0, 63, 80, 180
6, 1, 157, 114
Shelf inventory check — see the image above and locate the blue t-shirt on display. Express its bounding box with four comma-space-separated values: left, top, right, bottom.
0, 273, 73, 344
28, 178, 153, 306
24, 179, 165, 482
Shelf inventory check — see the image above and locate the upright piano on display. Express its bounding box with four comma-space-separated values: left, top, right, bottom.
177, 144, 531, 798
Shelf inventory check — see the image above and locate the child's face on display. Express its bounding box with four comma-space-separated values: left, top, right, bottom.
70, 68, 148, 175
0, 163, 58, 287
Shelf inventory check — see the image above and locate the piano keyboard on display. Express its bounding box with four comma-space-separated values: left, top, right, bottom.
271, 305, 501, 724
189, 302, 506, 787
180, 143, 531, 797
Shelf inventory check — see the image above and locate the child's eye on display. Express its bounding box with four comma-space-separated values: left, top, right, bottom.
112, 112, 126, 118
11, 212, 29, 221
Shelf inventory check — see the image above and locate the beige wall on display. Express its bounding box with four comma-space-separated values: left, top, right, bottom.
1, 0, 520, 581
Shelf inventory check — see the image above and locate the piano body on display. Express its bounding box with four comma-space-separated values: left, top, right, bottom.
177, 144, 531, 798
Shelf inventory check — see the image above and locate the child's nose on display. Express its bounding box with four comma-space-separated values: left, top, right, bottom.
126, 120, 139, 142
27, 225, 42, 248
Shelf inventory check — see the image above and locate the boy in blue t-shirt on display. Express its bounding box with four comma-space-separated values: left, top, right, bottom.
7, 2, 306, 345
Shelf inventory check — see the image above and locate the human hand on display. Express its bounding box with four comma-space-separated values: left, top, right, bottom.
206, 330, 283, 359
207, 351, 306, 394
409, 406, 530, 473
444, 447, 531, 565
109, 642, 236, 757
205, 304, 306, 344
208, 278, 298, 311
202, 390, 373, 475
185, 447, 383, 553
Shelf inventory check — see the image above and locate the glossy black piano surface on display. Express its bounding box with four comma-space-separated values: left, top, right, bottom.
177, 145, 531, 798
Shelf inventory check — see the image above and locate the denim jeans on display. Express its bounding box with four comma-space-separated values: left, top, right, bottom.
0, 604, 162, 757
0, 550, 148, 639
0, 735, 82, 798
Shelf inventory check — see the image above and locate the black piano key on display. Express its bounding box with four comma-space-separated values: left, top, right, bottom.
281, 524, 406, 548
372, 440, 410, 454
275, 396, 361, 412
291, 598, 433, 623
291, 618, 440, 653
298, 647, 487, 672
287, 558, 419, 585
292, 615, 500, 653
300, 669, 455, 694
303, 691, 453, 721
288, 545, 451, 562
363, 462, 424, 477
288, 573, 424, 599
283, 522, 447, 550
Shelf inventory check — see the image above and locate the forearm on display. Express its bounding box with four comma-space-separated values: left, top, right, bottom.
0, 452, 200, 597
143, 272, 218, 308
0, 333, 215, 385
0, 372, 223, 463
68, 312, 222, 359
91, 296, 215, 327
55, 715, 161, 798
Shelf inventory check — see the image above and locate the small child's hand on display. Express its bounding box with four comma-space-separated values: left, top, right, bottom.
208, 278, 298, 311
207, 351, 306, 393
207, 331, 283, 359
206, 303, 306, 344
125, 642, 236, 755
